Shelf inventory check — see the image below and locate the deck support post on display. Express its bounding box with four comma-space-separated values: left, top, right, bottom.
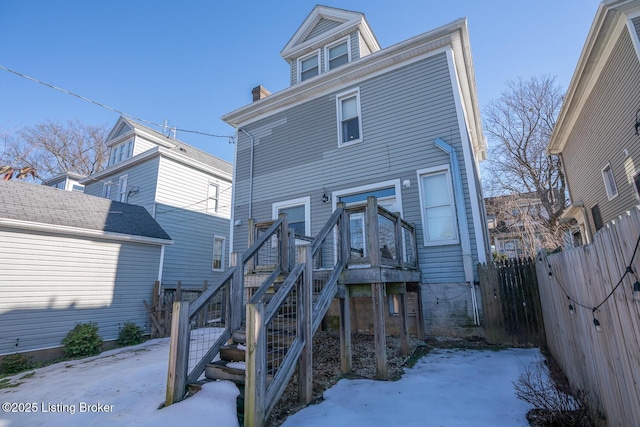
245, 302, 266, 427
399, 290, 410, 355
339, 286, 352, 374
372, 282, 387, 380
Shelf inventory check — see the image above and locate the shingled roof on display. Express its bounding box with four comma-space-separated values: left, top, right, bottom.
123, 118, 233, 175
0, 180, 171, 241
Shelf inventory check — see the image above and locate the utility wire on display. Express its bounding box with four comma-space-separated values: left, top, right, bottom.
0, 65, 232, 140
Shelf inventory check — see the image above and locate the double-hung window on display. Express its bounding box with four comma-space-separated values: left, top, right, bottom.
601, 164, 618, 200
118, 175, 128, 202
207, 182, 219, 214
336, 89, 362, 146
299, 51, 320, 82
103, 181, 112, 199
417, 167, 458, 246
326, 38, 349, 71
212, 236, 225, 271
273, 197, 311, 237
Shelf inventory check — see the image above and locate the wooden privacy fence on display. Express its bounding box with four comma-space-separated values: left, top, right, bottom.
537, 209, 640, 427
478, 258, 545, 346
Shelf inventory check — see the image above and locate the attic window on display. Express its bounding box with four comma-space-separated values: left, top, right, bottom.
326, 38, 350, 71
299, 51, 320, 82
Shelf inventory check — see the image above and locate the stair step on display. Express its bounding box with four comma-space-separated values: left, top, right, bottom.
219, 344, 246, 362
205, 360, 246, 383
232, 329, 246, 344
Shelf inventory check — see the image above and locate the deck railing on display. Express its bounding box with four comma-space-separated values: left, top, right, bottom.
244, 205, 346, 426
345, 197, 418, 269
165, 216, 290, 406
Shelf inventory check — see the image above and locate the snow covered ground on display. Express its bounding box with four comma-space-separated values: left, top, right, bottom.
0, 338, 541, 427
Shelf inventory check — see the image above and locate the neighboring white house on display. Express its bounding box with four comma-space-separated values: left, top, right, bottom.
222, 6, 490, 336
81, 117, 233, 287
0, 179, 172, 358
42, 172, 86, 192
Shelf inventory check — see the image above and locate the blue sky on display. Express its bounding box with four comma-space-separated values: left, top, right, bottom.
0, 1, 600, 163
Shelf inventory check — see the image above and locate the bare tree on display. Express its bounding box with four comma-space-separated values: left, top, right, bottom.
483, 75, 568, 252
0, 120, 109, 182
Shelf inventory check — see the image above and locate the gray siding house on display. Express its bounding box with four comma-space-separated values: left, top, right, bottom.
548, 0, 640, 243
222, 6, 489, 336
81, 117, 233, 286
0, 179, 171, 357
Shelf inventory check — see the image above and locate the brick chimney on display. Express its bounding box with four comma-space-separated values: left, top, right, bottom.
252, 85, 271, 102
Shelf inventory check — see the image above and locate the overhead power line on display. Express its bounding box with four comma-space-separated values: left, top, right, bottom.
0, 65, 232, 140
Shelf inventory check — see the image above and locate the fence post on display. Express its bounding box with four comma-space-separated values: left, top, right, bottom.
338, 202, 348, 265
247, 218, 255, 274
298, 245, 313, 404
230, 252, 243, 331
394, 212, 403, 266
366, 196, 380, 266
244, 302, 266, 427
165, 300, 190, 406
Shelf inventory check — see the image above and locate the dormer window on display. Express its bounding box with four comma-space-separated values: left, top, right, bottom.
299, 51, 320, 82
326, 38, 350, 71
109, 139, 134, 166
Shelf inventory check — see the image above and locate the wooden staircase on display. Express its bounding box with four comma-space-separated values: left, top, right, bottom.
165, 198, 421, 427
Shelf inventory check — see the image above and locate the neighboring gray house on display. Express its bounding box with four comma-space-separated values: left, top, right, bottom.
548, 0, 640, 244
222, 6, 490, 336
0, 179, 171, 357
43, 172, 86, 192
81, 117, 233, 286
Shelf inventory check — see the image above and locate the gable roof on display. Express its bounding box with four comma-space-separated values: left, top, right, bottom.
0, 180, 171, 243
225, 17, 486, 161
107, 116, 233, 175
548, 0, 640, 154
280, 5, 380, 61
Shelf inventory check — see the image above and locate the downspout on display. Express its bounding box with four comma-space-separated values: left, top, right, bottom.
157, 245, 165, 291
240, 128, 255, 220
573, 201, 593, 244
434, 138, 479, 325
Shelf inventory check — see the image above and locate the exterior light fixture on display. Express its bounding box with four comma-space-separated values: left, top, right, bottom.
593, 317, 603, 332
568, 303, 575, 315
321, 187, 330, 203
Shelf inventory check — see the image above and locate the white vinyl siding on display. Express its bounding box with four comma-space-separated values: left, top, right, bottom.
336, 88, 362, 147
0, 227, 162, 355
418, 167, 458, 246
601, 164, 618, 200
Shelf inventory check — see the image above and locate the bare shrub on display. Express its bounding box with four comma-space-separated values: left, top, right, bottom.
514, 361, 591, 426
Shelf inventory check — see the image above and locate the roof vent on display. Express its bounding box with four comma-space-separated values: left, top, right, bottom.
179, 147, 187, 153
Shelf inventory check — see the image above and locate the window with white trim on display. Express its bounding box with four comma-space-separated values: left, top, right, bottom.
207, 182, 219, 214
118, 175, 128, 202
103, 181, 112, 199
325, 38, 350, 71
212, 236, 225, 271
601, 164, 618, 200
298, 51, 320, 82
273, 197, 311, 237
418, 168, 458, 245
336, 89, 362, 146
109, 139, 134, 166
